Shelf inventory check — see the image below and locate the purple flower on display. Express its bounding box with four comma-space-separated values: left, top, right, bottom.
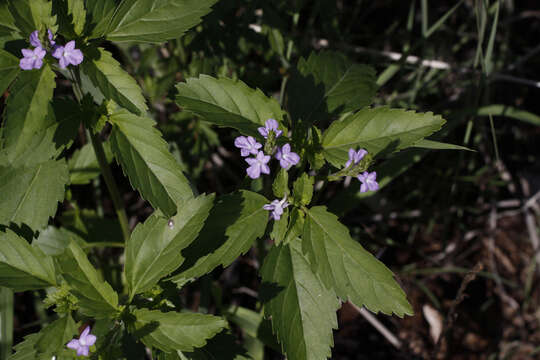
263, 197, 289, 220
345, 148, 367, 168
67, 326, 96, 357
234, 136, 262, 157
357, 171, 379, 193
29, 30, 41, 47
275, 144, 300, 169
52, 40, 84, 68
258, 119, 283, 139
245, 151, 271, 179
48, 29, 56, 46
19, 47, 46, 70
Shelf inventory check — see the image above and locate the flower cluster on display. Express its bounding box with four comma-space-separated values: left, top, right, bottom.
234, 119, 300, 179
20, 29, 83, 71
346, 148, 379, 193
66, 326, 96, 357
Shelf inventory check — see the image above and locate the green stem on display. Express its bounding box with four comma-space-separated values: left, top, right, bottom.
0, 287, 13, 360
83, 242, 125, 249
279, 12, 300, 107
89, 132, 131, 243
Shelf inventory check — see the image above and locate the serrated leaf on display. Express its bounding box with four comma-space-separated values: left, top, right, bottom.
85, 0, 116, 39
322, 107, 446, 166
55, 0, 86, 36
303, 206, 412, 317
56, 241, 119, 318
126, 194, 214, 298
0, 159, 68, 230
292, 173, 314, 206
1, 64, 56, 160
225, 306, 280, 353
7, 0, 56, 36
168, 190, 268, 286
261, 241, 339, 360
109, 110, 194, 218
132, 309, 226, 352
106, 0, 218, 43
68, 141, 113, 185
283, 207, 305, 245
0, 229, 57, 292
33, 226, 86, 256
0, 3, 18, 38
288, 51, 377, 124
8, 334, 41, 360
0, 49, 19, 95
270, 208, 288, 245
35, 315, 78, 356
68, 0, 85, 34
81, 48, 148, 115
176, 75, 284, 136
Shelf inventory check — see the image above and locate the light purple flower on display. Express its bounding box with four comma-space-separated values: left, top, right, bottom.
48, 29, 56, 46
245, 151, 271, 179
345, 148, 368, 168
275, 144, 300, 169
234, 136, 262, 157
67, 326, 96, 357
52, 40, 84, 68
357, 171, 379, 193
258, 119, 283, 139
29, 30, 41, 47
19, 47, 46, 70
263, 197, 289, 220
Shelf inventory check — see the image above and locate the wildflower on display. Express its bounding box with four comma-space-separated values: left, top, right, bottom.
234, 136, 262, 157
52, 40, 84, 68
275, 144, 300, 169
357, 171, 379, 193
66, 326, 96, 357
48, 29, 56, 46
345, 148, 367, 168
258, 119, 282, 139
245, 151, 271, 179
29, 30, 41, 47
19, 47, 46, 70
263, 197, 289, 220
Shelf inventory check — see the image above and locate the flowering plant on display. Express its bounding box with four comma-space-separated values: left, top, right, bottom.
0, 1, 459, 359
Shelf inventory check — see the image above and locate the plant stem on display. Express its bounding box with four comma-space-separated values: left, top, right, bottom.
89, 131, 131, 243
0, 287, 13, 360
83, 241, 125, 249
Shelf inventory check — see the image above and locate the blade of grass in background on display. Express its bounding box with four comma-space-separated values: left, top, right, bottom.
0, 287, 13, 359
484, 0, 500, 75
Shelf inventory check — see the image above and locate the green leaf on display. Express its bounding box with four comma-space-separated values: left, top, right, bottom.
322, 107, 446, 166
33, 226, 86, 256
414, 139, 473, 151
8, 334, 40, 360
476, 104, 540, 126
126, 194, 214, 298
132, 309, 226, 352
55, 0, 86, 36
7, 0, 56, 37
56, 241, 119, 318
81, 48, 148, 115
272, 168, 289, 199
260, 241, 339, 360
109, 110, 194, 218
85, 0, 116, 38
176, 75, 285, 136
292, 173, 314, 206
303, 206, 412, 316
67, 0, 85, 35
288, 51, 377, 124
0, 159, 68, 230
283, 208, 305, 245
106, 0, 218, 43
35, 315, 78, 356
1, 64, 56, 160
270, 208, 288, 245
168, 190, 268, 286
0, 49, 19, 95
0, 229, 57, 292
68, 141, 113, 185
0, 3, 18, 38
